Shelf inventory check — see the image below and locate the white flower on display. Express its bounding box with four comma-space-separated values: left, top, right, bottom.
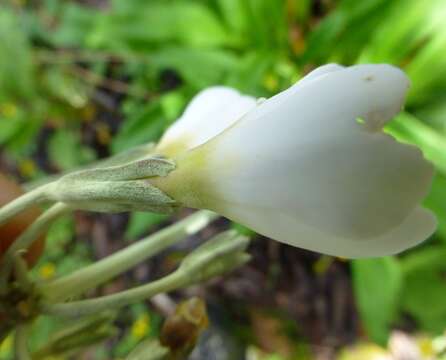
152, 64, 437, 258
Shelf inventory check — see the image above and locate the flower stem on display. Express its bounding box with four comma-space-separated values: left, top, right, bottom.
41, 229, 251, 319
41, 271, 188, 318
39, 210, 218, 303
0, 184, 53, 227
13, 255, 32, 291
15, 324, 31, 360
0, 203, 70, 292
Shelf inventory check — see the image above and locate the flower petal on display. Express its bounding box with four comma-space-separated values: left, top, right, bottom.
156, 86, 256, 157
213, 205, 436, 258
296, 63, 345, 86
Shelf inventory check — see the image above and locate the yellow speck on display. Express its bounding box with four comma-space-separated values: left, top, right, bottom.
39, 263, 56, 280
418, 337, 434, 356
19, 159, 37, 178
0, 103, 18, 118
17, 301, 31, 317
82, 104, 96, 123
0, 335, 12, 355
263, 73, 279, 92
12, 0, 26, 6
96, 123, 112, 145
313, 255, 334, 275
131, 314, 150, 339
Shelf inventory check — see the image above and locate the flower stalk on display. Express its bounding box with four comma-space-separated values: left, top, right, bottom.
41, 231, 250, 318
42, 270, 187, 318
0, 203, 71, 293
0, 184, 53, 227
31, 312, 117, 359
15, 324, 31, 360
39, 210, 219, 302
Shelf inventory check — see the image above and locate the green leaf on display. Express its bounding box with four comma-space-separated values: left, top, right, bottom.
352, 257, 402, 345
4, 115, 45, 156
50, 3, 99, 47
387, 112, 446, 175
31, 313, 116, 358
39, 215, 75, 260
88, 2, 230, 50
244, 0, 289, 49
414, 97, 446, 131
150, 47, 238, 89
406, 32, 446, 105
231, 222, 256, 237
400, 246, 446, 333
125, 212, 168, 241
0, 115, 25, 146
360, 0, 444, 64
44, 67, 89, 108
302, 0, 393, 63
159, 91, 186, 123
226, 51, 275, 95
401, 245, 446, 275
53, 243, 93, 278
111, 101, 166, 154
0, 8, 35, 100
48, 129, 96, 171
424, 175, 446, 242
125, 339, 168, 360
358, 0, 446, 105
217, 0, 249, 37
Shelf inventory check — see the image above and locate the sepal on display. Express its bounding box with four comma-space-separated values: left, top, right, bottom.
49, 156, 179, 213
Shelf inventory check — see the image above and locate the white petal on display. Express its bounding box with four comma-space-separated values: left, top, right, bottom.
214, 205, 436, 258
153, 64, 435, 258
157, 65, 341, 157
156, 86, 256, 157
296, 63, 345, 86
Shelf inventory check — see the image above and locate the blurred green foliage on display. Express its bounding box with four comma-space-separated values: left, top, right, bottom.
1, 0, 446, 357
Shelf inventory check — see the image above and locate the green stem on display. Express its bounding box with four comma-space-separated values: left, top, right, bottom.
41, 271, 188, 318
41, 228, 251, 319
0, 184, 53, 227
0, 203, 70, 292
13, 255, 32, 291
15, 324, 31, 360
39, 210, 218, 303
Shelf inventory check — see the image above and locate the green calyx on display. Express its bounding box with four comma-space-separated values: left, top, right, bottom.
49, 156, 179, 214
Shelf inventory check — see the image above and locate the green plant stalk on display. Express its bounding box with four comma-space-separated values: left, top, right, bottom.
42, 231, 251, 318
13, 255, 33, 291
41, 270, 189, 318
39, 210, 219, 303
32, 327, 117, 360
0, 203, 70, 292
32, 313, 117, 360
15, 324, 31, 360
0, 183, 53, 227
